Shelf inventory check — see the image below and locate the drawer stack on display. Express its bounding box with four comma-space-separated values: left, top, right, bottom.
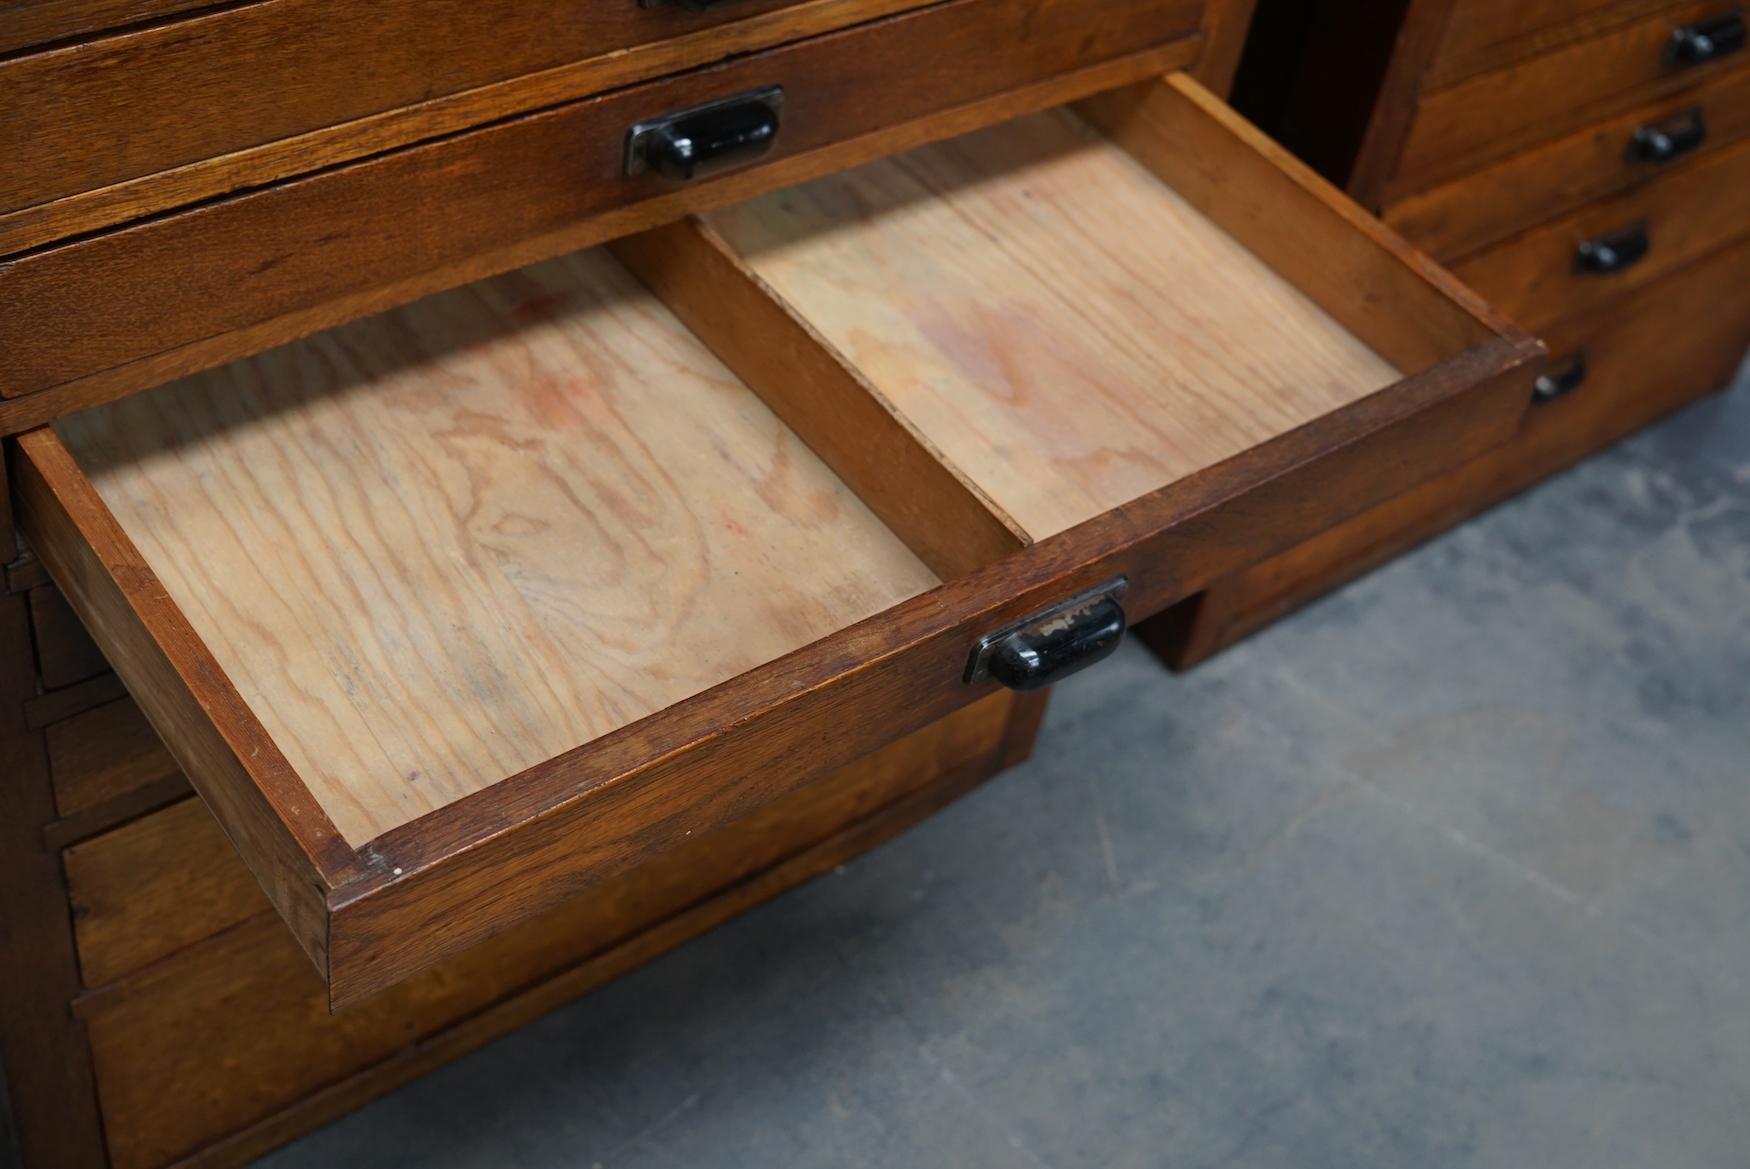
1170, 0, 1750, 662
3, 1, 1546, 1166
0, 560, 1037, 1169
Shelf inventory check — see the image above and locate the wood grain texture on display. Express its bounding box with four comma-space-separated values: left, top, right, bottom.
612, 218, 1030, 578
54, 249, 937, 845
0, 0, 928, 252
1078, 74, 1515, 366
27, 581, 108, 689
1448, 133, 1750, 330
0, 0, 1202, 401
79, 693, 1018, 1169
707, 108, 1400, 538
1425, 0, 1702, 87
1384, 63, 1750, 259
46, 695, 183, 820
1161, 233, 1750, 667
0, 40, 1201, 431
1391, 0, 1750, 198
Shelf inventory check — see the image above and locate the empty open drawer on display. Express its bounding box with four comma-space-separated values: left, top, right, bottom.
15, 74, 1541, 1007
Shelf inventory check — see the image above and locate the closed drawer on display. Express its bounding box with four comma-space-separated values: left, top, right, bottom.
46, 696, 184, 821
1426, 0, 1693, 88
1393, 1, 1749, 198
1386, 64, 1750, 260
74, 692, 1019, 1169
16, 75, 1540, 1007
1449, 132, 1750, 329
0, 0, 1203, 404
0, 0, 931, 250
0, 0, 215, 55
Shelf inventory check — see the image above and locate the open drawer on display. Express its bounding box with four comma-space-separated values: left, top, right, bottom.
13, 75, 1541, 1008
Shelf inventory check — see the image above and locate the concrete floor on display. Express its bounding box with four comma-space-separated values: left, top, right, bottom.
6, 376, 1748, 1168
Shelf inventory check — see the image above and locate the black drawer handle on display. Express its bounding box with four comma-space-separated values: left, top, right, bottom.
1532, 351, 1588, 404
1575, 221, 1649, 275
1669, 10, 1747, 65
965, 579, 1128, 692
625, 86, 783, 182
1628, 107, 1707, 164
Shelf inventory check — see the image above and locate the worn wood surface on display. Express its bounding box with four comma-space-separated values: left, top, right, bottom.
46, 695, 183, 820
0, 580, 109, 1168
0, 0, 1202, 401
54, 248, 937, 845
709, 107, 1399, 538
0, 0, 928, 252
1391, 0, 1749, 197
78, 693, 1021, 1169
1449, 134, 1750, 330
611, 221, 1029, 579
1160, 234, 1750, 667
1424, 0, 1697, 88
27, 581, 107, 689
1385, 63, 1750, 259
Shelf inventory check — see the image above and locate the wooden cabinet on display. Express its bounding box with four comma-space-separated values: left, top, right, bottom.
1163, 0, 1750, 668
0, 2, 1543, 1165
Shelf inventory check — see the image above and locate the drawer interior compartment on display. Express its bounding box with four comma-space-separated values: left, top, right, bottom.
637, 75, 1537, 541
44, 249, 943, 848
15, 74, 1540, 1008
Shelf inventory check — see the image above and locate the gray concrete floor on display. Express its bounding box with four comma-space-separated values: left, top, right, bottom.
6, 374, 1749, 1168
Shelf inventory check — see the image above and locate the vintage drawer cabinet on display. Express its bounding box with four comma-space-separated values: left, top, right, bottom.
1168, 0, 1750, 662
0, 2, 1545, 1166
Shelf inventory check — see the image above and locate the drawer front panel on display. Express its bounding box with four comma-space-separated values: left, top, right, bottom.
0, 0, 1203, 402
1386, 63, 1750, 260
78, 693, 1019, 1169
1449, 133, 1750, 329
1426, 0, 1692, 88
0, 0, 930, 251
46, 696, 184, 821
26, 582, 107, 690
1394, 1, 1749, 197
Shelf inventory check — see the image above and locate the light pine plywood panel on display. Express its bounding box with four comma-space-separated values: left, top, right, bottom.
707, 108, 1402, 539
53, 250, 938, 845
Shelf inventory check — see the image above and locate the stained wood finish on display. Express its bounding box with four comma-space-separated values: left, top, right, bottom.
0, 0, 929, 252
1448, 134, 1750, 330
17, 75, 1540, 1007
46, 696, 183, 820
708, 109, 1401, 537
27, 581, 108, 689
1425, 0, 1697, 87
78, 693, 1021, 1169
1384, 63, 1750, 259
54, 249, 939, 846
1161, 234, 1750, 667
0, 0, 1203, 401
1391, 0, 1750, 198
67, 798, 263, 988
